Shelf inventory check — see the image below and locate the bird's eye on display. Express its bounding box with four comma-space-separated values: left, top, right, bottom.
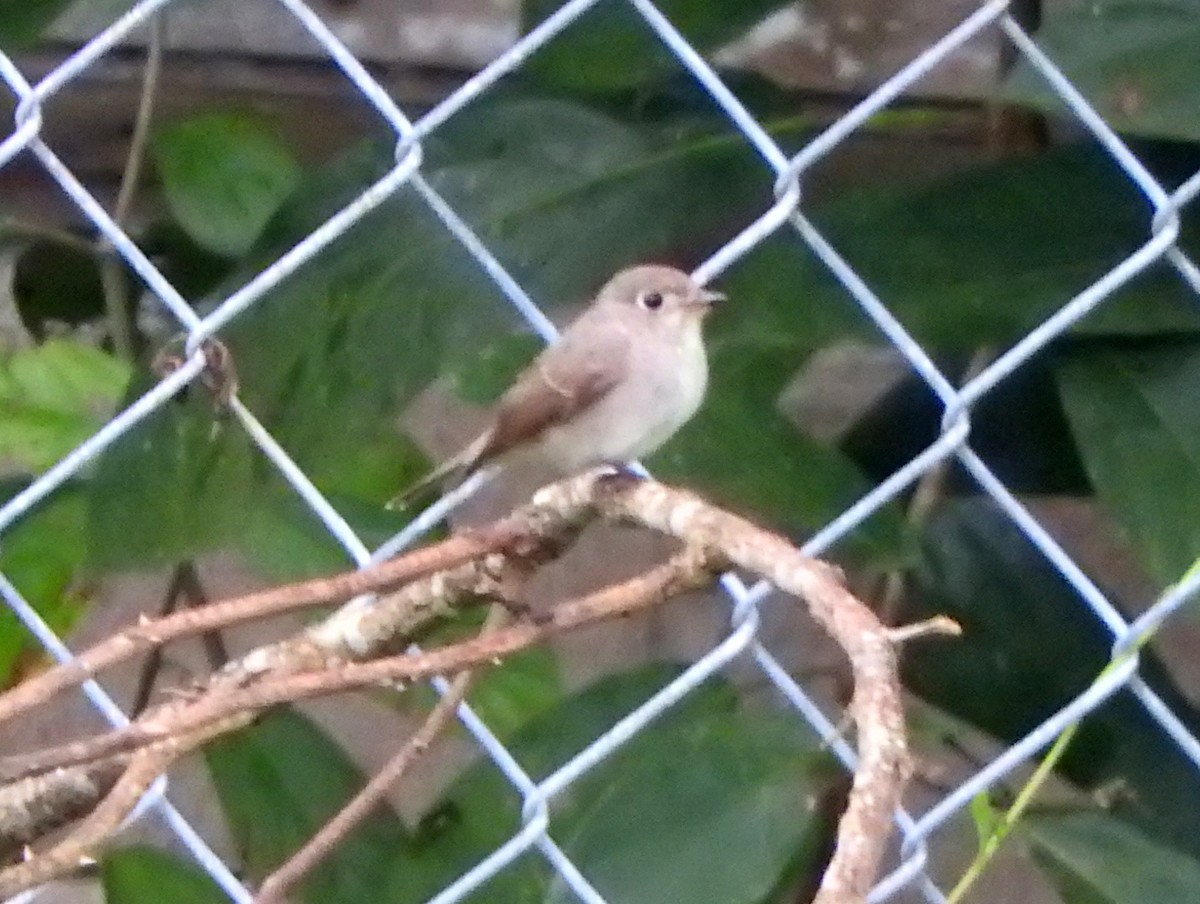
639, 291, 664, 310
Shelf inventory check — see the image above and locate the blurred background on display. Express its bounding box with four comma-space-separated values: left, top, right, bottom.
1, 1, 1199, 902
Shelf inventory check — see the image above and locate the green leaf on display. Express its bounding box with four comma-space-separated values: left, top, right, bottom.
774, 145, 1200, 352
102, 846, 228, 904
0, 0, 75, 49
460, 646, 562, 740
903, 498, 1200, 860
398, 648, 564, 748
400, 606, 563, 739
969, 791, 1000, 851
445, 333, 543, 406
1005, 0, 1200, 143
1056, 342, 1200, 587
204, 708, 411, 904
153, 112, 301, 257
82, 302, 427, 574
239, 477, 430, 583
0, 340, 130, 474
427, 98, 771, 301
1024, 811, 1200, 904
387, 666, 831, 904
520, 0, 786, 94
903, 501, 1106, 734
84, 399, 424, 577
138, 220, 238, 301
83, 327, 429, 576
86, 388, 257, 571
0, 484, 89, 686
236, 495, 370, 582
5, 340, 129, 413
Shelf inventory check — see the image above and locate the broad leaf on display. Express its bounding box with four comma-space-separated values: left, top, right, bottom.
1024, 811, 1200, 904
903, 498, 1200, 859
459, 645, 562, 741
1006, 0, 1200, 144
102, 846, 228, 904
205, 708, 411, 904
386, 666, 831, 904
425, 97, 771, 302
153, 112, 301, 257
239, 484, 423, 583
904, 499, 1112, 738
0, 340, 130, 473
0, 484, 89, 687
0, 0, 76, 48
773, 145, 1200, 353
1056, 342, 1200, 587
405, 607, 564, 740
86, 386, 257, 570
445, 333, 542, 406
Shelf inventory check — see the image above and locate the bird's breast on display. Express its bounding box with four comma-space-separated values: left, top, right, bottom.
536, 324, 708, 470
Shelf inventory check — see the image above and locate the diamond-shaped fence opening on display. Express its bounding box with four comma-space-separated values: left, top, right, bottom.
2, 1, 1200, 903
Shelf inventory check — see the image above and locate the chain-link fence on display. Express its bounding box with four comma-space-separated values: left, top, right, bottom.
2, 1, 1199, 902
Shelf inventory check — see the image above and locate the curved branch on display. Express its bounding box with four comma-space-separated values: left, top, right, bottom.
0, 470, 915, 904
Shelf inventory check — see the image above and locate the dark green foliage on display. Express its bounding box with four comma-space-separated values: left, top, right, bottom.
5, 2, 1200, 900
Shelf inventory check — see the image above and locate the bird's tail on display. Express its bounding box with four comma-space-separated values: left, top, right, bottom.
385, 430, 492, 511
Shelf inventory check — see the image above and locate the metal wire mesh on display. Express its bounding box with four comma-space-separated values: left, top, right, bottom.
1, 1, 1199, 902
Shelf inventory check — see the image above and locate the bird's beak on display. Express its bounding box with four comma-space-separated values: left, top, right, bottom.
687, 288, 725, 312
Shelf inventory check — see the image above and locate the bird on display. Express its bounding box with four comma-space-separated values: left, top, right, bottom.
388, 264, 723, 509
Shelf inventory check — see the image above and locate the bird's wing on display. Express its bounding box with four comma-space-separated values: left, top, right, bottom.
386, 312, 628, 510
480, 316, 630, 461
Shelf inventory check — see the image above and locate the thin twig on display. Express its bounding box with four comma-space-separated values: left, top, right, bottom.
884, 615, 961, 645
0, 546, 714, 891
0, 520, 542, 729
97, 12, 164, 360
113, 15, 164, 229
129, 561, 225, 717
878, 346, 997, 624
130, 562, 185, 717
5, 549, 714, 792
1, 471, 914, 904
254, 606, 511, 904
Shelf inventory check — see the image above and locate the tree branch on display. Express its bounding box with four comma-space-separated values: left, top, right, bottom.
0, 471, 916, 904
254, 605, 511, 904
0, 515, 571, 731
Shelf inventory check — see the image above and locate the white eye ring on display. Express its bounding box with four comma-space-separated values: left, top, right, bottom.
639, 290, 664, 310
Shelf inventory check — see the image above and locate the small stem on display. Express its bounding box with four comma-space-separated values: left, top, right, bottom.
946, 627, 1156, 903
878, 346, 997, 624
254, 605, 510, 904
128, 566, 184, 717
99, 12, 165, 360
